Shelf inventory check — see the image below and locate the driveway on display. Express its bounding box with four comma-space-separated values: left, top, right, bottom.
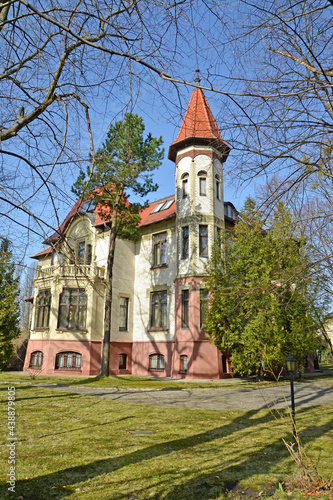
36, 380, 333, 411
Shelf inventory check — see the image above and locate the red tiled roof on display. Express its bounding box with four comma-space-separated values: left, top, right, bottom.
168, 87, 230, 161
139, 196, 175, 227
44, 197, 83, 243
33, 194, 176, 257
30, 246, 53, 259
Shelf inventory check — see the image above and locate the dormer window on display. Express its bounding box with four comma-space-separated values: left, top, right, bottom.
198, 171, 207, 196
182, 173, 189, 198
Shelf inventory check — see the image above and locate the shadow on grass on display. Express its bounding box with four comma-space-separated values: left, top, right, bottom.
1, 389, 332, 499
0, 409, 289, 499
158, 415, 333, 500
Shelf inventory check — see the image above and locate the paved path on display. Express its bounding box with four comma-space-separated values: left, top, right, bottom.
36, 380, 333, 411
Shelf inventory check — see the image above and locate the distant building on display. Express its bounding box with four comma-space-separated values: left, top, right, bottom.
23, 85, 238, 378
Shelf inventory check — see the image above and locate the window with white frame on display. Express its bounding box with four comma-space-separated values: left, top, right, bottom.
149, 353, 165, 371
55, 352, 82, 370
180, 355, 188, 373
29, 351, 43, 369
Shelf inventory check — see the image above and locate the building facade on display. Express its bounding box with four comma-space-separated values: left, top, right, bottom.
23, 86, 237, 378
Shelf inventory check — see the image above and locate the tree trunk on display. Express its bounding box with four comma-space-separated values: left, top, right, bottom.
100, 191, 121, 376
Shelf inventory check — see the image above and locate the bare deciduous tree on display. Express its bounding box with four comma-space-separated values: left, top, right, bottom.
211, 0, 333, 201
0, 0, 227, 253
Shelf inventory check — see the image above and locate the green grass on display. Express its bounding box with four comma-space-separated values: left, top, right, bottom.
0, 383, 332, 499
0, 371, 282, 390
320, 362, 333, 370
2, 370, 333, 392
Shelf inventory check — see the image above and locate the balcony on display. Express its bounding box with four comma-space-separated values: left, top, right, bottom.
35, 264, 105, 280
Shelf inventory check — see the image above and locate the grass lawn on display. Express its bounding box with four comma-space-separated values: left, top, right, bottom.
0, 381, 332, 499
320, 363, 333, 371
2, 370, 333, 391
0, 371, 277, 390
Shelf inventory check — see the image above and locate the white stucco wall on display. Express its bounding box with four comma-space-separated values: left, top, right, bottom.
132, 224, 176, 342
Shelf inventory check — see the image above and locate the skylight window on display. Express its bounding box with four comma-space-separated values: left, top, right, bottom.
80, 200, 96, 213
150, 199, 174, 214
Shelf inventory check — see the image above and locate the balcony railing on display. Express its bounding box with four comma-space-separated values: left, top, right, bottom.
35, 264, 105, 280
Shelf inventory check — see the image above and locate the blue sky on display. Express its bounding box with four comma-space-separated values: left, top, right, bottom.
22, 81, 257, 265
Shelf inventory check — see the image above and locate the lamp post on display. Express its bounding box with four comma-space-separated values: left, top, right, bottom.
285, 353, 297, 445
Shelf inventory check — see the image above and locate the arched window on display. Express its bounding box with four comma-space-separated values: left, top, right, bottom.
181, 173, 189, 198
198, 171, 207, 196
180, 355, 188, 373
55, 352, 82, 370
29, 351, 43, 368
215, 174, 221, 200
149, 353, 165, 371
119, 353, 127, 370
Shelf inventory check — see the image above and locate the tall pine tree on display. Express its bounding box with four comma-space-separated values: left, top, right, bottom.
73, 113, 164, 375
0, 239, 20, 370
204, 200, 326, 378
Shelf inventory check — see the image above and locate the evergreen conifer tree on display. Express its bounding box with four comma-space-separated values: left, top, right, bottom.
73, 113, 164, 375
0, 239, 20, 370
204, 199, 326, 378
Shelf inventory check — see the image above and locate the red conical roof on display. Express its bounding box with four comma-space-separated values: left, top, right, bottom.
168, 87, 230, 162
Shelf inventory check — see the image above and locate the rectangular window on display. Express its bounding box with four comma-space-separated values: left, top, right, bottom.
87, 244, 92, 265
199, 225, 208, 256
182, 226, 189, 259
55, 352, 81, 370
151, 291, 167, 329
199, 177, 206, 196
119, 354, 127, 370
182, 176, 189, 198
29, 351, 43, 368
77, 241, 92, 265
182, 289, 189, 328
149, 353, 165, 371
200, 290, 208, 329
216, 178, 221, 200
119, 297, 129, 331
36, 289, 51, 328
78, 241, 85, 263
180, 355, 188, 373
58, 288, 87, 330
153, 232, 167, 267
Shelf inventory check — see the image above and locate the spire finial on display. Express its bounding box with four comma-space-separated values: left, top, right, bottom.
195, 68, 200, 86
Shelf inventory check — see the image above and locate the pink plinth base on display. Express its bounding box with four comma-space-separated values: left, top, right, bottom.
126, 340, 231, 379
23, 338, 102, 376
